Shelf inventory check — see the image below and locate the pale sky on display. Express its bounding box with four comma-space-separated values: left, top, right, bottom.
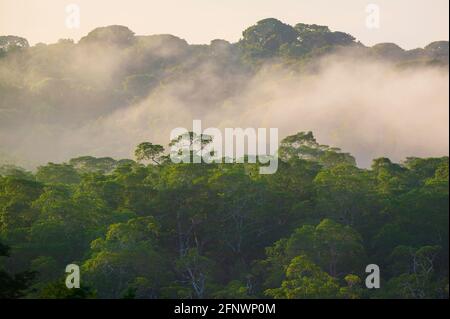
0, 0, 448, 49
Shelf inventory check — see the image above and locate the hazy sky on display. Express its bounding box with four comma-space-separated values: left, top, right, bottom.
0, 0, 449, 49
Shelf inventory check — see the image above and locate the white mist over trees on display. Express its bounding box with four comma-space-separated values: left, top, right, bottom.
0, 19, 448, 168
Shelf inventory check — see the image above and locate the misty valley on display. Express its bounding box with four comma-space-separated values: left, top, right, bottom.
0, 18, 448, 300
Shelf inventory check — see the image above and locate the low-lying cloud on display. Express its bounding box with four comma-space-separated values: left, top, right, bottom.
2, 53, 449, 169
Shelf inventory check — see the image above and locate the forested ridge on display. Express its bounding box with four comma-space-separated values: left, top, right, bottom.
0, 18, 449, 299
0, 18, 448, 166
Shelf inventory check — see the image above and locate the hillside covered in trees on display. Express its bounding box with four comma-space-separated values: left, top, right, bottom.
0, 19, 449, 299
0, 131, 448, 298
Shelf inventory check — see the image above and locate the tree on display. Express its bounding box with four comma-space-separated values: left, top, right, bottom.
134, 142, 165, 165
0, 241, 36, 298
212, 280, 252, 299
258, 218, 366, 299
314, 164, 379, 233
36, 163, 81, 185
0, 177, 43, 237
29, 184, 110, 263
0, 165, 34, 180
285, 219, 365, 277
79, 25, 135, 46
279, 132, 356, 167
382, 246, 446, 298
0, 36, 29, 53
83, 217, 171, 298
39, 281, 95, 299
288, 23, 356, 56
0, 129, 448, 299
168, 131, 214, 164
175, 248, 215, 299
339, 274, 363, 299
208, 165, 269, 258
265, 255, 340, 299
239, 18, 299, 58
69, 156, 122, 174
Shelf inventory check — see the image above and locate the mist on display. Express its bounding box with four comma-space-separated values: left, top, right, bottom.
0, 29, 448, 169
32, 55, 448, 168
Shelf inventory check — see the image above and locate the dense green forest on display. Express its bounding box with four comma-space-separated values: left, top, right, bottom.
0, 131, 448, 298
0, 18, 449, 299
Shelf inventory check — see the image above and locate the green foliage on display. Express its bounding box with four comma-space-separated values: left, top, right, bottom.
279, 132, 356, 167
239, 18, 299, 59
381, 245, 447, 298
36, 163, 81, 184
79, 25, 135, 46
212, 280, 252, 299
239, 19, 358, 60
258, 218, 366, 296
82, 217, 171, 298
339, 274, 364, 299
314, 164, 379, 231
69, 156, 128, 174
39, 281, 95, 299
0, 241, 36, 298
0, 17, 448, 299
0, 36, 29, 54
0, 132, 448, 299
265, 255, 341, 299
135, 142, 165, 165
0, 165, 34, 180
